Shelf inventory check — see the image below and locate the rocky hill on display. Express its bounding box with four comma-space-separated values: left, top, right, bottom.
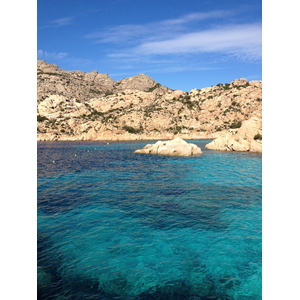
37, 61, 262, 142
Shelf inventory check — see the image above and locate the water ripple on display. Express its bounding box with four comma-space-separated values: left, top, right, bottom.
38, 141, 261, 299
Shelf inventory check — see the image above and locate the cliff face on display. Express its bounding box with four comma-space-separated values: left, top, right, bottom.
37, 61, 262, 141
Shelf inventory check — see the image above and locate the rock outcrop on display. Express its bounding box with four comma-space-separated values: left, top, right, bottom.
37, 60, 169, 103
205, 116, 262, 152
134, 138, 202, 156
37, 61, 262, 142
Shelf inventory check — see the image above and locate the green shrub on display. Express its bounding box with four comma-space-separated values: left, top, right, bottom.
222, 109, 229, 115
185, 100, 194, 109
229, 121, 242, 129
85, 110, 104, 120
37, 115, 48, 122
42, 72, 63, 76
254, 133, 262, 140
235, 82, 250, 89
147, 83, 161, 92
90, 89, 101, 94
122, 125, 141, 134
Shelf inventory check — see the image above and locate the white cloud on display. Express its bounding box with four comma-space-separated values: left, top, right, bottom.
86, 10, 261, 62
85, 10, 233, 44
109, 65, 220, 78
37, 50, 93, 67
159, 10, 233, 26
42, 17, 74, 29
53, 17, 73, 27
87, 9, 261, 78
86, 24, 148, 43
38, 50, 68, 59
136, 23, 262, 59
106, 23, 261, 62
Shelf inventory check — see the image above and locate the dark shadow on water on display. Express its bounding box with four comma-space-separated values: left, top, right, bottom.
38, 270, 234, 300
38, 180, 260, 232
159, 189, 187, 196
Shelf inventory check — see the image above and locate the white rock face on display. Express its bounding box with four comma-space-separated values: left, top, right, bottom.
205, 117, 262, 152
134, 138, 202, 156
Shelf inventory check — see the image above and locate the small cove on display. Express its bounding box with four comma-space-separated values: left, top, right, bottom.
37, 140, 261, 299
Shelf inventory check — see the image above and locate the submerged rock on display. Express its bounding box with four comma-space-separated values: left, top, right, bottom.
37, 266, 52, 286
134, 137, 202, 156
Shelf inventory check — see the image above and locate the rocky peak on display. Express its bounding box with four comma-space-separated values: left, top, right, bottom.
37, 61, 171, 102
229, 78, 250, 89
115, 74, 169, 93
37, 60, 63, 74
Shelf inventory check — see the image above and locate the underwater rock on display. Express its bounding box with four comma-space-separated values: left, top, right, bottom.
134, 137, 202, 156
100, 273, 130, 295
37, 266, 52, 286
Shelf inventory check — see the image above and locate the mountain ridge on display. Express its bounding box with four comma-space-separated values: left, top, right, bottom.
37, 61, 262, 143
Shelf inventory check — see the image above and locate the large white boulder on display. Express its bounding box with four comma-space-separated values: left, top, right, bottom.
134, 138, 202, 156
205, 116, 262, 153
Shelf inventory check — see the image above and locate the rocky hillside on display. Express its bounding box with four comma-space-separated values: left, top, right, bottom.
37, 61, 262, 141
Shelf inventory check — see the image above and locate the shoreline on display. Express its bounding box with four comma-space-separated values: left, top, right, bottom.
37, 138, 214, 143
37, 132, 221, 142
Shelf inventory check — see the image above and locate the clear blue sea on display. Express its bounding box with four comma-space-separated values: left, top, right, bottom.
37, 140, 262, 300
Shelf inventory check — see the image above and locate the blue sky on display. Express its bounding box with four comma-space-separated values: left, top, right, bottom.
37, 0, 262, 91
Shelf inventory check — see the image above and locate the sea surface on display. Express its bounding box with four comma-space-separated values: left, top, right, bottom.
37, 140, 262, 300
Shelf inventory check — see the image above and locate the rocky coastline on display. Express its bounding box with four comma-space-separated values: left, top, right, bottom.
205, 116, 262, 152
37, 60, 262, 152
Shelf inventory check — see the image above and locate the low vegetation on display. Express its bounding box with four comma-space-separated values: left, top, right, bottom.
122, 125, 142, 134
229, 121, 242, 129
37, 115, 48, 122
254, 133, 262, 140
146, 83, 161, 92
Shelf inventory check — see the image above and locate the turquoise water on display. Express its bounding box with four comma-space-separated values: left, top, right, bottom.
37, 140, 262, 299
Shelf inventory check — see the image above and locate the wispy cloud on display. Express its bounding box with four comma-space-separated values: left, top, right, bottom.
139, 65, 221, 75
86, 10, 232, 44
157, 10, 233, 27
43, 17, 74, 28
37, 50, 93, 67
38, 50, 69, 59
109, 65, 220, 78
86, 10, 261, 62
135, 23, 262, 58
